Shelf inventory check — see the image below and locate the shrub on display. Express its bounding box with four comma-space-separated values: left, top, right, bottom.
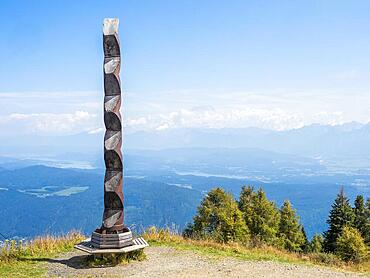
336, 226, 367, 263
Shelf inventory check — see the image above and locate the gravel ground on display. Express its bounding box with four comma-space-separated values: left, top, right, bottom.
47, 246, 366, 278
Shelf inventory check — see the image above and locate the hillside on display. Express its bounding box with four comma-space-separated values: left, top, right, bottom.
0, 231, 368, 278
3, 123, 370, 171
0, 163, 367, 239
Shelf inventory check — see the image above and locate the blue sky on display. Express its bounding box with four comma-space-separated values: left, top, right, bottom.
1, 0, 370, 135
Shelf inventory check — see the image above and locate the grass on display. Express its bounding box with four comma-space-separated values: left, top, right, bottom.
85, 250, 146, 267
0, 231, 147, 277
1, 228, 368, 277
143, 227, 370, 275
0, 231, 85, 278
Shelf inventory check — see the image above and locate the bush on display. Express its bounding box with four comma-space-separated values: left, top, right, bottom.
307, 252, 341, 266
336, 226, 367, 263
85, 250, 146, 267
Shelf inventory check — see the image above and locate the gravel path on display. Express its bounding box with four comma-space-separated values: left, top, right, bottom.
47, 246, 366, 278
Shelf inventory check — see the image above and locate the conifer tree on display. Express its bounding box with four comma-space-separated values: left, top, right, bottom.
323, 188, 355, 252
367, 198, 370, 244
300, 226, 310, 252
353, 195, 370, 245
189, 187, 248, 243
238, 186, 254, 228
310, 234, 324, 253
278, 200, 306, 251
239, 186, 280, 245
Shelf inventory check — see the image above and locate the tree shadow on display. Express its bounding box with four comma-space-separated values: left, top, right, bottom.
19, 255, 106, 269
18, 249, 145, 269
47, 255, 96, 269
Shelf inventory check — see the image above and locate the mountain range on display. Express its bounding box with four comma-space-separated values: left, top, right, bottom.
1, 122, 370, 170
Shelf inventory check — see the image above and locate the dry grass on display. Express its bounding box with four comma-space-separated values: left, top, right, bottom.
0, 231, 85, 278
0, 230, 85, 263
0, 228, 368, 277
143, 227, 370, 275
0, 231, 147, 277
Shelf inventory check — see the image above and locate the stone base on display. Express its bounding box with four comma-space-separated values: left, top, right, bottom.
91, 230, 133, 249
75, 237, 148, 254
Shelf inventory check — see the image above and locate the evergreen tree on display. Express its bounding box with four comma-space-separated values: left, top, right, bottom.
189, 187, 248, 243
278, 200, 306, 252
300, 225, 310, 253
353, 195, 370, 245
310, 234, 324, 253
238, 185, 254, 229
367, 198, 370, 244
323, 188, 355, 252
336, 226, 367, 263
239, 186, 280, 245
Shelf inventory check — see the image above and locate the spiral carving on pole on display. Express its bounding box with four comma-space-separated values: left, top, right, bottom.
101, 18, 125, 234
92, 19, 133, 249
75, 18, 150, 251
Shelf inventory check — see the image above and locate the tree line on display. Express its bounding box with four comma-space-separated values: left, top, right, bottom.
184, 186, 369, 263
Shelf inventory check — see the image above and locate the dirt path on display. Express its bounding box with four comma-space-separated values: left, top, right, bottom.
47, 246, 365, 278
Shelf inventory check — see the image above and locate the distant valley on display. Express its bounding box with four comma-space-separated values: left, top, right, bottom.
0, 145, 368, 240
0, 123, 369, 240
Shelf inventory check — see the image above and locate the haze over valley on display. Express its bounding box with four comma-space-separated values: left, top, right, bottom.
0, 123, 369, 240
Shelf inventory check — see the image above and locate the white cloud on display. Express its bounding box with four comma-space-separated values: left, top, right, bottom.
126, 117, 148, 126
1, 89, 370, 135
0, 110, 98, 135
125, 107, 305, 131
88, 127, 104, 134
123, 89, 370, 132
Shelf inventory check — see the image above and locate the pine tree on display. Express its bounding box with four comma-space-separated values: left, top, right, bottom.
238, 186, 254, 229
239, 186, 280, 245
353, 195, 370, 245
310, 234, 324, 253
278, 200, 306, 252
300, 224, 310, 253
323, 187, 355, 252
190, 187, 248, 243
367, 198, 370, 244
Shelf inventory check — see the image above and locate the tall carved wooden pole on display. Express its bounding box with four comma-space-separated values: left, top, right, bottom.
91, 18, 133, 248
76, 18, 148, 253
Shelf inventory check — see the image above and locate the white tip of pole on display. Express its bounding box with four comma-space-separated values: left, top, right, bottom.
103, 18, 119, 35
